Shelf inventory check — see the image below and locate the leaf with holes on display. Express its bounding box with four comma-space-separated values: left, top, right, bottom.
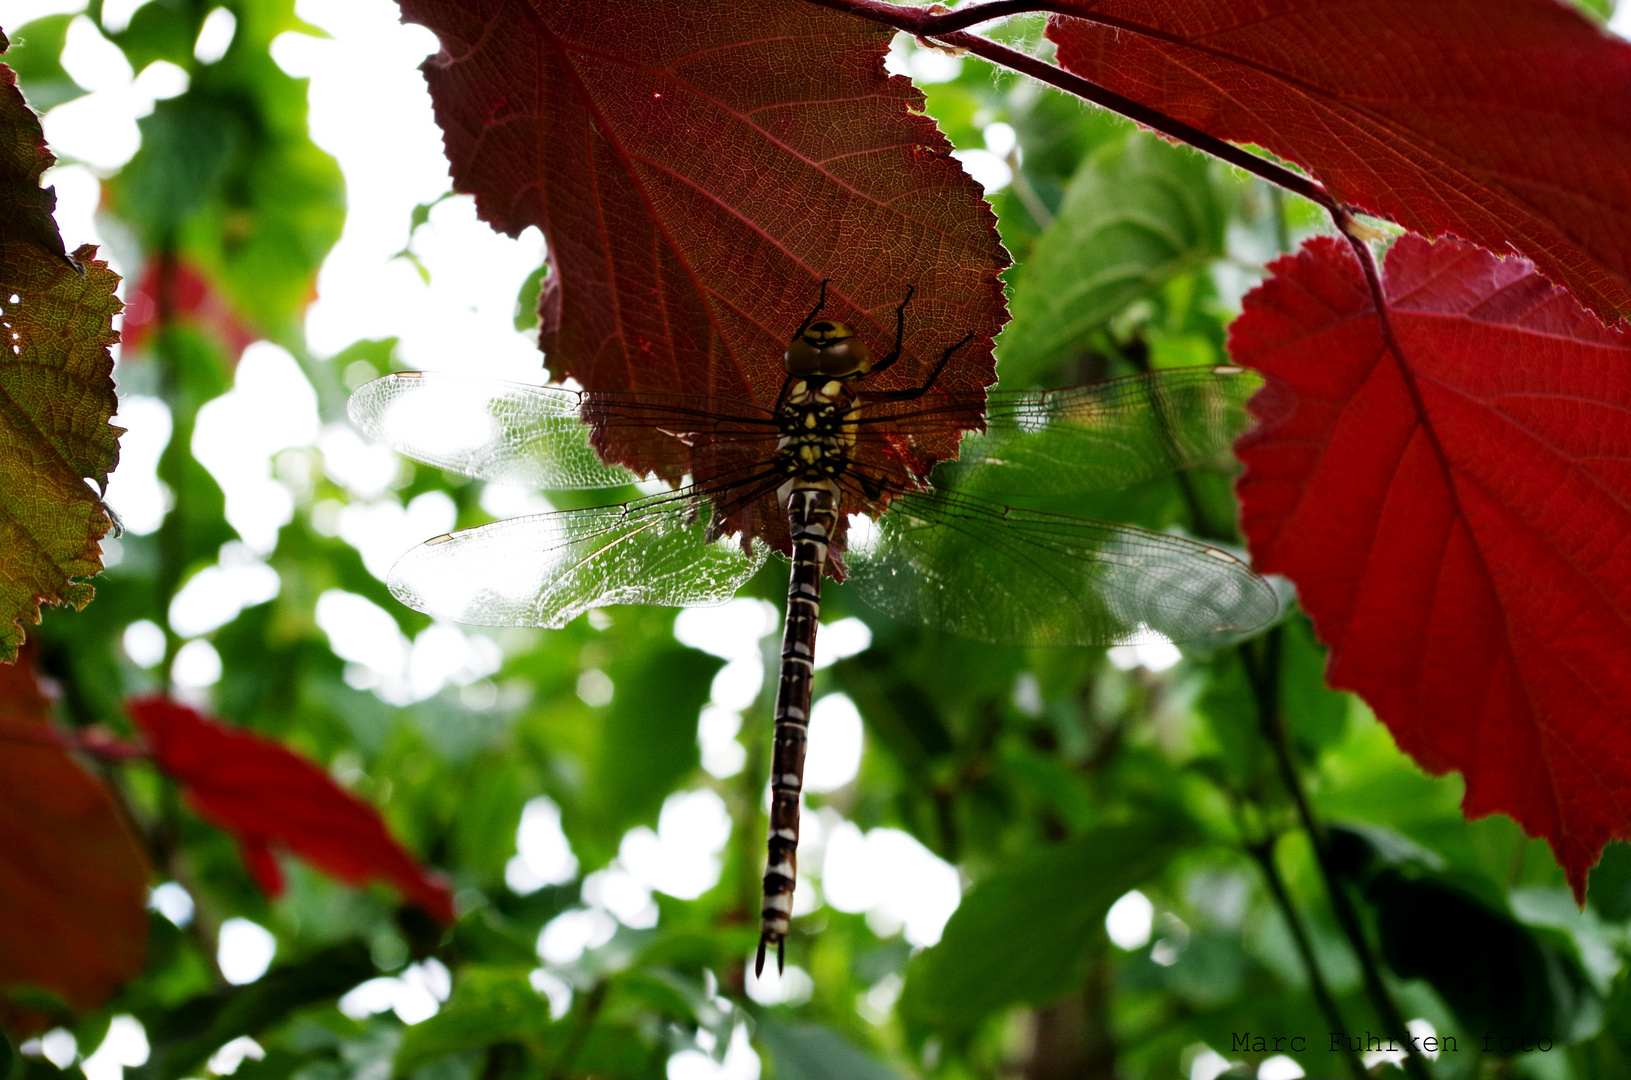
129, 697, 455, 923
0, 647, 148, 1029
1233, 234, 1631, 896
1047, 0, 1631, 325
399, 0, 1008, 523
0, 34, 123, 662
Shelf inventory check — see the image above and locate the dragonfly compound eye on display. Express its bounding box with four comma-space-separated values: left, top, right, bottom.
785, 320, 872, 377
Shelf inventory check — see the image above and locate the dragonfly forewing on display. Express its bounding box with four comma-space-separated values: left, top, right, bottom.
861, 365, 1287, 498
388, 490, 769, 627
348, 373, 640, 489
845, 489, 1278, 646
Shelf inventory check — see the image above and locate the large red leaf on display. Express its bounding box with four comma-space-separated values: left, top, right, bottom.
0, 647, 148, 1029
398, 0, 1008, 545
1047, 0, 1631, 326
129, 698, 455, 923
1233, 234, 1631, 895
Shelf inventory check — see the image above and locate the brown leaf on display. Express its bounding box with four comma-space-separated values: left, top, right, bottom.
0, 647, 149, 1031
0, 38, 123, 661
400, 0, 1009, 548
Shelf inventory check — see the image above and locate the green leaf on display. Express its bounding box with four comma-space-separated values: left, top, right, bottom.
752, 1017, 900, 1080
1574, 972, 1631, 1075
107, 0, 343, 339
591, 641, 719, 834
4, 16, 84, 112
134, 942, 375, 1080
514, 263, 548, 332
999, 133, 1226, 386
1590, 842, 1631, 922
394, 967, 554, 1075
1565, 0, 1614, 21
899, 818, 1197, 1034
1330, 825, 1602, 1045
0, 39, 121, 661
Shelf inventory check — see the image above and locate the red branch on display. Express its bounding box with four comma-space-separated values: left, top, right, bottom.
0, 719, 150, 761
799, 0, 1336, 213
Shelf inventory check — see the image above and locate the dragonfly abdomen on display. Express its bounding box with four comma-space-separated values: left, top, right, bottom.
758, 480, 840, 975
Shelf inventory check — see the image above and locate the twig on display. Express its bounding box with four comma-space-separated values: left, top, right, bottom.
1270, 187, 1292, 255
550, 980, 609, 1080
0, 719, 148, 760
151, 246, 185, 692
1118, 340, 1219, 540
1005, 148, 1054, 229
802, 0, 1335, 211
1240, 630, 1432, 1080
1244, 837, 1370, 1080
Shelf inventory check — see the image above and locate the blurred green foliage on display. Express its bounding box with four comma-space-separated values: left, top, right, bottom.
6, 5, 1628, 1080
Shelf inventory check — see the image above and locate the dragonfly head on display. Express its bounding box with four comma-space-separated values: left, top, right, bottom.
786, 320, 872, 378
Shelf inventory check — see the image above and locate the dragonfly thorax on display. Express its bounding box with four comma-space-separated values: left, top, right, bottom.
776, 377, 859, 483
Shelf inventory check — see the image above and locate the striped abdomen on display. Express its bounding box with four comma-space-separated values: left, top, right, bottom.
757, 480, 840, 975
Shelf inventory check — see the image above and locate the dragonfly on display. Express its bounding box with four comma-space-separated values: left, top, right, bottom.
348, 286, 1282, 973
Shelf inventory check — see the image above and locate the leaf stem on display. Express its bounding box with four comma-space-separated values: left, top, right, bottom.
1243, 836, 1371, 1080
550, 979, 609, 1080
1240, 630, 1433, 1080
1004, 147, 1054, 229
802, 0, 1335, 210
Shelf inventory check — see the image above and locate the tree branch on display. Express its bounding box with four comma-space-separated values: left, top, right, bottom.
1240, 631, 1433, 1080
1244, 836, 1370, 1080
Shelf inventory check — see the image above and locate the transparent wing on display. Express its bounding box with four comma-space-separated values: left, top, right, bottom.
860, 365, 1290, 496
846, 489, 1278, 646
388, 489, 769, 627
347, 373, 640, 488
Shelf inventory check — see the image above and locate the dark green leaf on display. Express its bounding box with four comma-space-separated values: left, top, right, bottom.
135, 942, 375, 1080
1331, 825, 1600, 1045
394, 967, 554, 1076
752, 1017, 899, 1080
1589, 842, 1631, 922
899, 818, 1197, 1034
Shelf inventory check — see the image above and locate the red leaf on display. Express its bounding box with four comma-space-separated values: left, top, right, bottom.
0, 647, 148, 1029
1232, 234, 1631, 896
399, 0, 1008, 540
129, 698, 455, 923
118, 256, 258, 362
1047, 0, 1631, 325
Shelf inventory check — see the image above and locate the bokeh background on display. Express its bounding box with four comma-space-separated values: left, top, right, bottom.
7, 0, 1631, 1078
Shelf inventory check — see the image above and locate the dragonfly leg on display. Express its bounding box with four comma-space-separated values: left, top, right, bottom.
794, 278, 831, 341
868, 330, 974, 403
867, 284, 916, 376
